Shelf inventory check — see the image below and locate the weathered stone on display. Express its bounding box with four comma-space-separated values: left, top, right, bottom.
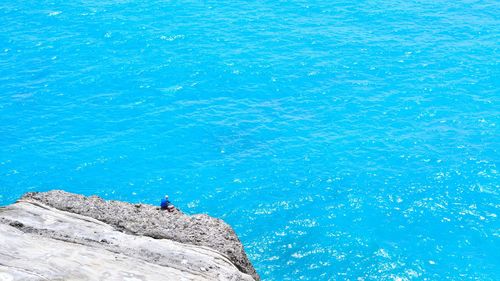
0, 190, 259, 280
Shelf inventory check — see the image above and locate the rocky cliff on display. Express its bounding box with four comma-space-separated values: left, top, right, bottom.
0, 190, 259, 281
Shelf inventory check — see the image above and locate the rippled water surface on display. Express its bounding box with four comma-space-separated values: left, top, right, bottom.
1, 0, 499, 280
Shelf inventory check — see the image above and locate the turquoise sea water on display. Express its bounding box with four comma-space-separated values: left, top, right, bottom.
1, 0, 499, 279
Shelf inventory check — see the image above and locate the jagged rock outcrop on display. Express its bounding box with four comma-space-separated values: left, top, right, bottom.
0, 190, 259, 281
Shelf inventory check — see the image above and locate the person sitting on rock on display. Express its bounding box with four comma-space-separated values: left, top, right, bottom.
160, 195, 175, 212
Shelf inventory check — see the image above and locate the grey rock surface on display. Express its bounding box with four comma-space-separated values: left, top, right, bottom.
0, 191, 259, 280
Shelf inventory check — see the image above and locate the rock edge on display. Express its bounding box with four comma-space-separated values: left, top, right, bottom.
0, 190, 259, 280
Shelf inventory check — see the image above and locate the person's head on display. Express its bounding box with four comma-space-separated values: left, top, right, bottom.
165, 195, 169, 199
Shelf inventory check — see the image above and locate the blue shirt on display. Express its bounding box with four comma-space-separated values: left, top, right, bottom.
160, 198, 171, 209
